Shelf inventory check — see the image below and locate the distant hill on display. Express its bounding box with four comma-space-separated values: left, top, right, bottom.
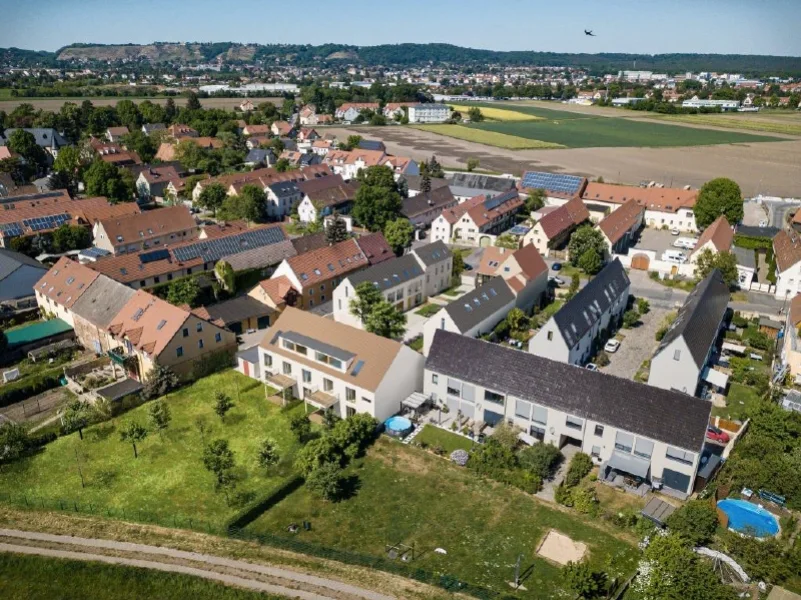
2, 42, 800, 76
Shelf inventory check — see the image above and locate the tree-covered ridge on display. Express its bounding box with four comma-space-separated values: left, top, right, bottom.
2, 43, 801, 76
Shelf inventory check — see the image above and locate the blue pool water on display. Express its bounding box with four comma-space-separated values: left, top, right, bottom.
717, 499, 779, 537
384, 416, 413, 436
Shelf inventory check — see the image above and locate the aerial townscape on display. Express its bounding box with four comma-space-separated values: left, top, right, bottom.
1, 3, 801, 599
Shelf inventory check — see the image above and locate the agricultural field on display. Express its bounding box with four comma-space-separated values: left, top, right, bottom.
412, 124, 565, 149
246, 438, 639, 597
646, 112, 801, 136
0, 96, 281, 111
0, 370, 303, 528
447, 104, 542, 121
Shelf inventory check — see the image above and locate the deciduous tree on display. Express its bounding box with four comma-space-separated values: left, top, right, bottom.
325, 212, 349, 244
352, 166, 403, 231
166, 277, 201, 308
62, 400, 91, 440
257, 438, 280, 470
289, 413, 312, 443
693, 249, 738, 286
202, 438, 236, 494
119, 421, 148, 458
143, 364, 179, 399
83, 160, 134, 204
694, 177, 744, 229
383, 217, 414, 256
197, 182, 227, 217
306, 462, 346, 501
214, 391, 234, 422
148, 400, 172, 439
349, 281, 383, 325
568, 226, 606, 270
364, 300, 406, 339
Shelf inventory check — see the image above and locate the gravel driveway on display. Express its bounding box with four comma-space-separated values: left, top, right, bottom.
602, 307, 669, 380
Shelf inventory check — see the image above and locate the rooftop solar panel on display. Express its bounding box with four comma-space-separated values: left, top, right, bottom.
521, 172, 584, 195
0, 222, 23, 238
140, 249, 171, 264
22, 212, 71, 232
172, 227, 286, 264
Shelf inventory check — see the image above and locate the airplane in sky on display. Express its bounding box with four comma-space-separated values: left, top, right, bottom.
584, 30, 596, 36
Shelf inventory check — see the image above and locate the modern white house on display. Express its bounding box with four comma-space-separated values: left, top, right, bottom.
529, 259, 630, 366
422, 277, 515, 355
256, 307, 425, 422
407, 104, 450, 124
333, 242, 453, 329
648, 270, 730, 396
476, 244, 549, 313
425, 330, 711, 497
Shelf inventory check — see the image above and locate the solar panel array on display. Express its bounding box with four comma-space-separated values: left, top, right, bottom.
139, 249, 171, 264
482, 190, 518, 212
521, 172, 584, 195
508, 224, 531, 236
0, 222, 23, 238
22, 212, 71, 232
172, 227, 286, 264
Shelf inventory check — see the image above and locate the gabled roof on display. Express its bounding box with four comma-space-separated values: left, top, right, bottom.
285, 238, 367, 289
355, 232, 394, 265
297, 175, 359, 209
789, 295, 801, 329
139, 165, 181, 185
256, 275, 296, 306
70, 274, 136, 328
505, 243, 548, 282
449, 173, 517, 193
291, 232, 328, 255
582, 182, 697, 214
357, 140, 386, 152
0, 247, 47, 279
35, 257, 99, 309
598, 199, 645, 245
402, 186, 457, 220
192, 295, 273, 327
653, 270, 729, 369
98, 205, 196, 245
345, 254, 424, 289
260, 307, 405, 392
223, 239, 297, 272
107, 126, 130, 136
693, 215, 733, 255
773, 229, 801, 272
107, 290, 189, 357
0, 248, 47, 301
427, 331, 711, 451
3, 128, 68, 149
477, 246, 512, 276
439, 190, 524, 229
550, 259, 630, 349
537, 196, 590, 239
411, 241, 451, 267
520, 171, 587, 200
401, 175, 449, 193
443, 277, 515, 332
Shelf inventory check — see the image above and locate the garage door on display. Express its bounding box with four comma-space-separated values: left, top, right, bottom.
229, 322, 243, 334
631, 254, 650, 270
662, 468, 691, 494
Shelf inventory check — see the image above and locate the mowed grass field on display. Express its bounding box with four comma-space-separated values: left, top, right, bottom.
424, 101, 786, 149
447, 104, 543, 121
0, 370, 304, 527
647, 112, 801, 136
0, 553, 285, 600
246, 438, 638, 596
413, 124, 565, 149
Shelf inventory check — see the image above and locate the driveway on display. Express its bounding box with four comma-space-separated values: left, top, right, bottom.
633, 228, 692, 258
602, 307, 669, 380
537, 443, 581, 502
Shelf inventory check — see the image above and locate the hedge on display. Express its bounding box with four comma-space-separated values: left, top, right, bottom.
0, 373, 62, 409
734, 234, 772, 251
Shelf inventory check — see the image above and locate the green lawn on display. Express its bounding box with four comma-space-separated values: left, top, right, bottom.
712, 383, 762, 420
414, 303, 442, 317
0, 552, 285, 600
0, 370, 305, 528
245, 439, 638, 596
414, 424, 474, 453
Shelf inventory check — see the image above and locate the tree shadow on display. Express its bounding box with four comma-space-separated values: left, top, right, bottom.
518, 562, 537, 586
89, 423, 116, 442
224, 413, 246, 426
335, 475, 362, 502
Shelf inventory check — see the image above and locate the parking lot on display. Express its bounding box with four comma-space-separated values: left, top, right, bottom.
633, 228, 697, 259
601, 306, 670, 380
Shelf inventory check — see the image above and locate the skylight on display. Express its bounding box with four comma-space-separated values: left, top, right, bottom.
156, 319, 167, 330
351, 360, 365, 376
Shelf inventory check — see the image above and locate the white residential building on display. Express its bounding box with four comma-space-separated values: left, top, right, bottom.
407, 104, 450, 124
581, 183, 698, 233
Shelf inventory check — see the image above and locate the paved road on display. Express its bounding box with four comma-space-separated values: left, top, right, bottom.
762, 198, 801, 229
0, 528, 394, 600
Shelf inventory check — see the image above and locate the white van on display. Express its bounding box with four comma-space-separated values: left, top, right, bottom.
673, 237, 698, 250
662, 250, 687, 264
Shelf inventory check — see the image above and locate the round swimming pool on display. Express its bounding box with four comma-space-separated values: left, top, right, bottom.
717, 499, 779, 537
384, 416, 413, 437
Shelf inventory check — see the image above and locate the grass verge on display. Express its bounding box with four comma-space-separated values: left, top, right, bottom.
712, 383, 762, 420
414, 424, 474, 453
412, 124, 565, 149
414, 303, 442, 317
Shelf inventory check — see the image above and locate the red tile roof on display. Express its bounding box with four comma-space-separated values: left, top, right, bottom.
355, 232, 394, 265
98, 205, 196, 246
773, 229, 801, 272
538, 196, 590, 239
582, 182, 697, 214
107, 290, 189, 357
692, 215, 733, 255
35, 257, 99, 309
285, 238, 368, 289
598, 199, 645, 245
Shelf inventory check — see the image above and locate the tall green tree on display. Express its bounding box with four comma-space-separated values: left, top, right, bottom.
325, 212, 349, 244
467, 107, 484, 122
166, 277, 201, 307
119, 421, 148, 458
83, 160, 134, 203
561, 561, 606, 600
62, 400, 91, 440
214, 391, 234, 422
220, 184, 267, 223
202, 438, 236, 494
7, 129, 48, 175
666, 499, 719, 546
185, 92, 202, 111
148, 400, 172, 439
694, 177, 743, 229
0, 423, 29, 464
143, 364, 179, 399
121, 130, 157, 163
364, 301, 406, 339
349, 281, 384, 325
525, 188, 546, 213
577, 248, 603, 275
52, 145, 89, 195
115, 99, 142, 130
693, 249, 738, 286
352, 166, 402, 231
383, 218, 414, 256
568, 226, 605, 269
306, 462, 346, 501
257, 438, 280, 470
51, 224, 90, 253
197, 182, 227, 217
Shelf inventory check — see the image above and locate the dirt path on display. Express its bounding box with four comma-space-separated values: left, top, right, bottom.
0, 528, 394, 600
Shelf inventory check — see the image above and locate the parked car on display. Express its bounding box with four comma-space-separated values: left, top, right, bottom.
549, 275, 565, 286
585, 363, 599, 371
604, 339, 621, 353
670, 227, 680, 236
551, 262, 562, 271
706, 425, 730, 444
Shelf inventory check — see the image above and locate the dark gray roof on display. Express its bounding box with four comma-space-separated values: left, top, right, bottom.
96, 378, 144, 401
443, 277, 515, 332
654, 270, 729, 368
268, 180, 301, 197
291, 232, 328, 255
552, 259, 630, 348
733, 246, 756, 269
0, 247, 46, 279
401, 175, 449, 193
71, 275, 136, 328
735, 225, 779, 239
245, 148, 272, 163
412, 241, 451, 267
0, 248, 47, 301
401, 186, 456, 219
298, 153, 321, 167
357, 140, 386, 152
223, 239, 297, 272
197, 295, 274, 325
448, 173, 517, 193
345, 254, 423, 289
427, 330, 711, 451
3, 128, 68, 150
142, 123, 166, 133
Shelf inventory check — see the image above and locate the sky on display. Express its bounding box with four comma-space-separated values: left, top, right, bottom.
2, 0, 800, 57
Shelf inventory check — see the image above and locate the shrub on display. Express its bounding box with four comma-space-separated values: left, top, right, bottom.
518, 443, 561, 480
564, 452, 593, 488
306, 462, 347, 502
666, 499, 719, 545
571, 486, 600, 516
595, 350, 610, 367
0, 373, 61, 408
450, 449, 469, 466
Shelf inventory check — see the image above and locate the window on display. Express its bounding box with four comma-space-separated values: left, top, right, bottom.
484, 390, 505, 405
515, 399, 532, 420
594, 424, 604, 437
666, 447, 694, 465
263, 354, 272, 367
566, 416, 584, 431
198, 339, 204, 349
615, 432, 634, 453
323, 378, 333, 392
591, 445, 601, 458
302, 369, 311, 383
176, 346, 183, 357
295, 344, 308, 356
673, 349, 681, 361
346, 387, 356, 401
446, 378, 461, 397
196, 322, 203, 332
440, 318, 445, 330
215, 332, 222, 343
432, 374, 439, 384
532, 405, 547, 425
530, 424, 545, 442
547, 331, 553, 341
634, 438, 654, 460
282, 362, 292, 375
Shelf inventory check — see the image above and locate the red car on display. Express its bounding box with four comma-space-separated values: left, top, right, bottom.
706, 426, 730, 444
